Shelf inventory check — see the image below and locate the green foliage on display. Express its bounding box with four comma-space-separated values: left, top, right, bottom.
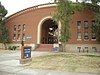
93, 13, 100, 42
0, 21, 9, 43
54, 0, 72, 43
0, 2, 8, 49
0, 5, 7, 17
82, 2, 100, 13
54, 0, 100, 45
53, 0, 83, 51
8, 46, 19, 50
54, 0, 83, 43
83, 0, 100, 5
73, 2, 84, 11
83, 0, 100, 43
0, 2, 8, 43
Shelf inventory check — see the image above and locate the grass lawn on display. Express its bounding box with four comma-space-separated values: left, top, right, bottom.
26, 53, 100, 73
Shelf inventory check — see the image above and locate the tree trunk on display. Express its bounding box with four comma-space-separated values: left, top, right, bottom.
60, 43, 66, 52
4, 42, 7, 50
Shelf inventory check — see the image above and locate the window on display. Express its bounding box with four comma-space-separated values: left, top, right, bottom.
92, 20, 95, 27
84, 32, 89, 40
77, 32, 82, 40
23, 24, 25, 31
91, 32, 96, 40
77, 47, 81, 52
84, 21, 88, 29
14, 25, 16, 31
13, 34, 16, 40
18, 25, 21, 31
84, 47, 89, 52
92, 47, 97, 52
17, 34, 20, 41
77, 21, 81, 29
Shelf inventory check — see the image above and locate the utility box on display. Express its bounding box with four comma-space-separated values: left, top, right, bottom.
20, 46, 32, 64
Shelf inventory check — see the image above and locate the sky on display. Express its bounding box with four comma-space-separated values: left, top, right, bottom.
0, 0, 81, 17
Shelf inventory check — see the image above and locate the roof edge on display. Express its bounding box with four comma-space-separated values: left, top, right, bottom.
7, 3, 56, 20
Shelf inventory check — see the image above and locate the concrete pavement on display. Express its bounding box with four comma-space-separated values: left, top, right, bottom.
0, 50, 100, 75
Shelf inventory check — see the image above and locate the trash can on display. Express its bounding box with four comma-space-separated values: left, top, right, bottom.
52, 44, 59, 52
52, 47, 59, 52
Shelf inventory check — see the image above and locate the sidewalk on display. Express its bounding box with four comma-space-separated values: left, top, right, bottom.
0, 50, 99, 75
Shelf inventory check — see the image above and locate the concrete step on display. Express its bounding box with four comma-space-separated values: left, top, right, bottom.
36, 44, 53, 51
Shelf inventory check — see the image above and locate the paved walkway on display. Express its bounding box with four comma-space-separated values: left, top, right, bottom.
0, 50, 99, 75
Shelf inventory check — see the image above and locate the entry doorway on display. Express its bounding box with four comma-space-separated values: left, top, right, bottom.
41, 19, 58, 44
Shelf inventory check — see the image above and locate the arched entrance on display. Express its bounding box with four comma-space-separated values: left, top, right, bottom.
41, 19, 58, 44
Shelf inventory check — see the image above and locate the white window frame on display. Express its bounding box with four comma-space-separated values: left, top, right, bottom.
77, 21, 81, 29
84, 32, 89, 41
77, 32, 82, 41
84, 21, 88, 29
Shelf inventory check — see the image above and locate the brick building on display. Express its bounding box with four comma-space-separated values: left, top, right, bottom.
6, 3, 100, 52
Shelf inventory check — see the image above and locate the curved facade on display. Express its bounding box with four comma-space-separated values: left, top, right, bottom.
6, 3, 56, 44
6, 3, 100, 52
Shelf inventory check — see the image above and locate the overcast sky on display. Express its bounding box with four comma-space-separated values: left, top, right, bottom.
0, 0, 81, 17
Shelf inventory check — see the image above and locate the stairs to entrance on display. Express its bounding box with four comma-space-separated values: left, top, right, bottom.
36, 44, 53, 51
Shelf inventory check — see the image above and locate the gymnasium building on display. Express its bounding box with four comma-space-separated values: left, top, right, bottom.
6, 3, 100, 52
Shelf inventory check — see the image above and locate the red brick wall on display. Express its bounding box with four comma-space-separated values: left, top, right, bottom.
68, 9, 96, 44
6, 4, 97, 44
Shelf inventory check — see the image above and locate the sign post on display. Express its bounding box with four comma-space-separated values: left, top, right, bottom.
20, 40, 32, 64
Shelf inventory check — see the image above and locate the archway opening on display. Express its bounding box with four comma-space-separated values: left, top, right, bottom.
41, 19, 58, 44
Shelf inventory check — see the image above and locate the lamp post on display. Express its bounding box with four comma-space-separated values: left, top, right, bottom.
21, 35, 24, 46
20, 27, 32, 64
21, 33, 25, 58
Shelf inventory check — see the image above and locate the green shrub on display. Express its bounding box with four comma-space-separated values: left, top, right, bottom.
8, 46, 19, 50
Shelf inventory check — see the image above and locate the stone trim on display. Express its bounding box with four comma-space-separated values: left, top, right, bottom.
65, 44, 100, 52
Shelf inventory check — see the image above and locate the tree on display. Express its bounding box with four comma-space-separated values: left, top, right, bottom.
92, 13, 100, 42
53, 0, 83, 51
0, 2, 8, 49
